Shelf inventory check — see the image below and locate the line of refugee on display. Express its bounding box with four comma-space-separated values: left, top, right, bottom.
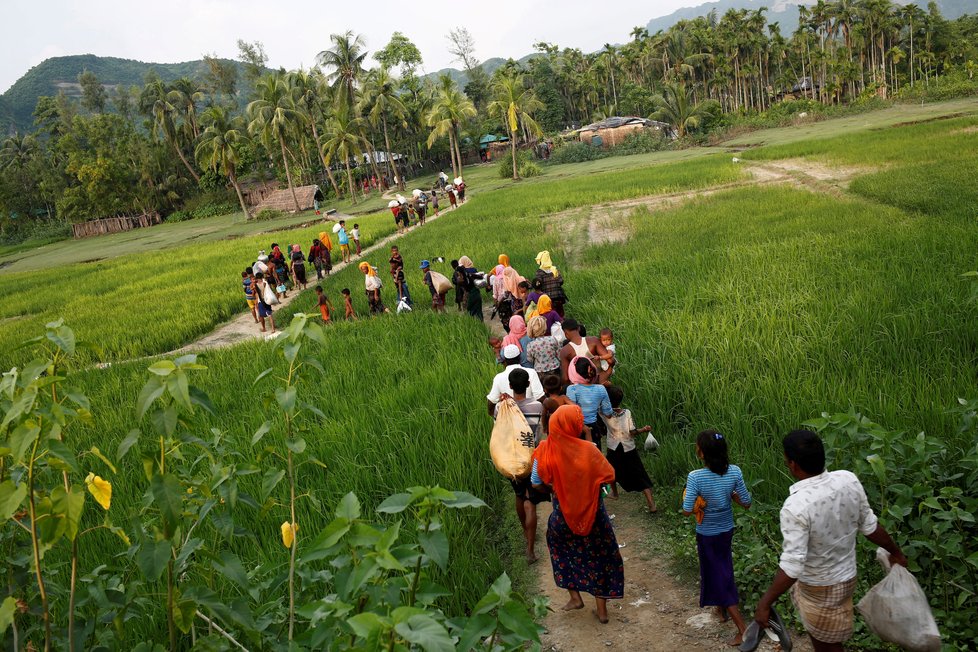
475, 252, 908, 652
238, 201, 909, 651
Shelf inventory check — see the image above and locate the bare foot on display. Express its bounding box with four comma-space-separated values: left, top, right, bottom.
591, 608, 609, 624
715, 606, 729, 622
725, 632, 743, 647
562, 598, 584, 611
526, 552, 538, 565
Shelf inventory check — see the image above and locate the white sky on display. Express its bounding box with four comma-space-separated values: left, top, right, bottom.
1, 0, 693, 93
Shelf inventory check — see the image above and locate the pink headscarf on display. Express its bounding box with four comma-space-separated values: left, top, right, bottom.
292, 244, 301, 253
502, 315, 527, 351
567, 356, 596, 385
502, 266, 525, 296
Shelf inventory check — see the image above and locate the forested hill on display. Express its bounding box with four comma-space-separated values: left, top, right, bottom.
0, 54, 256, 133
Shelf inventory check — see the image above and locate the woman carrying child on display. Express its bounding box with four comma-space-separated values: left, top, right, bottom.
602, 385, 657, 513
682, 430, 752, 646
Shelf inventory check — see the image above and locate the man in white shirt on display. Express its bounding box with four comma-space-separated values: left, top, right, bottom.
486, 345, 544, 415
752, 430, 906, 651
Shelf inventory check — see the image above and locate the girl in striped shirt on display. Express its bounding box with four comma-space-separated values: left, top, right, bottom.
682, 430, 752, 646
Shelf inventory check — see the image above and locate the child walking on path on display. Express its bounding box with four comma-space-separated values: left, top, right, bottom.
682, 430, 752, 646
602, 386, 656, 513
351, 224, 361, 256
316, 286, 334, 323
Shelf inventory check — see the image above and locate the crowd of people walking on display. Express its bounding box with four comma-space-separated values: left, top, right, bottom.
235, 175, 909, 651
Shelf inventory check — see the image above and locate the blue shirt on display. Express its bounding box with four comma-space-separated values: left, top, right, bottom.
682, 465, 751, 536
338, 227, 349, 245
566, 383, 612, 424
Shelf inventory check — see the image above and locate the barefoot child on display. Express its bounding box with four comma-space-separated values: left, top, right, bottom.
682, 430, 752, 646
253, 272, 276, 333
420, 260, 447, 312
341, 288, 357, 321
351, 223, 361, 256
601, 386, 656, 512
316, 286, 334, 323
242, 268, 258, 323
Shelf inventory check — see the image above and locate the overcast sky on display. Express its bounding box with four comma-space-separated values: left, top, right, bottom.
1, 0, 694, 93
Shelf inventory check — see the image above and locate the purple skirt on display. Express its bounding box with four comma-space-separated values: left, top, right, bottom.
547, 499, 624, 599
696, 529, 739, 607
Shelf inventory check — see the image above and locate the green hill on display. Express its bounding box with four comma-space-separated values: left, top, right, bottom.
0, 54, 256, 134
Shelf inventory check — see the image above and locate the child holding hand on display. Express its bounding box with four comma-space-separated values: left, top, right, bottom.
682, 430, 752, 647
602, 385, 657, 512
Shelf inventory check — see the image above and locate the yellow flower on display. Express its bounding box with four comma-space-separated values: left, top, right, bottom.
281, 521, 298, 548
85, 473, 112, 510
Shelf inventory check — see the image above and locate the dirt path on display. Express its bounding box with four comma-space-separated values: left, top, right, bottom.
535, 493, 810, 652
170, 205, 463, 355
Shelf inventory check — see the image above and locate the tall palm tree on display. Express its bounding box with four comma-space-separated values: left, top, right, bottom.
426, 78, 476, 179
288, 69, 342, 198
195, 106, 251, 220
247, 73, 302, 212
321, 106, 369, 205
167, 77, 205, 140
487, 73, 544, 180
144, 79, 201, 184
317, 31, 368, 108
360, 66, 408, 190
650, 82, 719, 138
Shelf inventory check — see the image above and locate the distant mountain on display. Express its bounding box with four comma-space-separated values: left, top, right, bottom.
423, 55, 539, 88
0, 54, 258, 134
645, 0, 973, 36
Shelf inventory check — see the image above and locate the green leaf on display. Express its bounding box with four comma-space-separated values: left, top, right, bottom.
489, 572, 512, 601
251, 421, 272, 446
147, 360, 177, 377
150, 474, 183, 539
167, 371, 192, 411
347, 612, 387, 639
172, 595, 197, 634
252, 367, 274, 386
285, 437, 306, 454
136, 540, 171, 582
212, 552, 250, 592
174, 537, 204, 574
88, 446, 117, 473
498, 600, 540, 640
865, 454, 886, 484
455, 613, 495, 651
394, 614, 454, 652
46, 324, 76, 354
418, 529, 449, 571
445, 491, 487, 509
46, 438, 80, 473
136, 377, 165, 419
9, 421, 40, 464
377, 492, 414, 514
0, 596, 17, 636
275, 386, 297, 413
301, 519, 351, 562
117, 429, 140, 461
0, 480, 27, 521
51, 486, 85, 542
335, 492, 361, 520
260, 468, 285, 502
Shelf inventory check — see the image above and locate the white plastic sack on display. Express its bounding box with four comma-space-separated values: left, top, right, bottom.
332, 222, 342, 233
388, 199, 399, 208
396, 298, 412, 314
644, 433, 659, 451
262, 283, 279, 305
550, 321, 565, 344
412, 188, 422, 197
856, 548, 940, 652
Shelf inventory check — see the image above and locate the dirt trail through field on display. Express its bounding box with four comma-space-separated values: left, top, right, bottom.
169, 205, 462, 356
535, 493, 811, 652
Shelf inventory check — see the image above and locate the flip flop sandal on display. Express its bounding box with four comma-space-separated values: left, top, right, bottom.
739, 621, 763, 652
766, 606, 792, 651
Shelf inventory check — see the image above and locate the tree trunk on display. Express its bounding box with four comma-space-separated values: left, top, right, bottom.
230, 169, 250, 220
510, 134, 518, 180
173, 140, 200, 184
453, 123, 464, 178
364, 133, 386, 190
280, 137, 301, 212
311, 121, 342, 199
345, 158, 357, 206
381, 116, 400, 192
447, 129, 459, 179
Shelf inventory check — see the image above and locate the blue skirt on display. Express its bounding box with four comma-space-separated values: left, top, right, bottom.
547, 499, 624, 599
696, 528, 739, 607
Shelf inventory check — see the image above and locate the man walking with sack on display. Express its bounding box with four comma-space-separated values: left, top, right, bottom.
751, 429, 907, 652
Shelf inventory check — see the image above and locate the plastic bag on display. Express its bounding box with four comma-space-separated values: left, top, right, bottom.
396, 299, 412, 314
490, 399, 535, 480
856, 548, 940, 652
428, 271, 452, 295
262, 283, 279, 305
644, 433, 659, 451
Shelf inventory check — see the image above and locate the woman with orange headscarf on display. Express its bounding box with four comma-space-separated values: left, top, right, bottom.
531, 405, 624, 623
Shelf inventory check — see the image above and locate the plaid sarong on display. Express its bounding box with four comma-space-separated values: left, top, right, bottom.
792, 577, 858, 644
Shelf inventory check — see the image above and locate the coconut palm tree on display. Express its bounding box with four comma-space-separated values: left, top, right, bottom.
487, 73, 544, 180
426, 78, 477, 178
288, 69, 342, 198
167, 77, 205, 140
360, 66, 408, 190
650, 82, 720, 138
247, 72, 302, 212
195, 106, 251, 220
317, 31, 368, 108
144, 79, 201, 184
321, 106, 369, 205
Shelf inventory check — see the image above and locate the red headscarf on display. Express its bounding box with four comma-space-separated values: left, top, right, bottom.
533, 405, 615, 535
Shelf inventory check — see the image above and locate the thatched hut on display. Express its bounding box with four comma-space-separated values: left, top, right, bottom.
578, 117, 675, 148
71, 213, 162, 239
253, 185, 324, 214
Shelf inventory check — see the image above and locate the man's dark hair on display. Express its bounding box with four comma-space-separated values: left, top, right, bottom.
339, 220, 345, 225
316, 285, 323, 292
341, 288, 351, 295
543, 374, 562, 395
606, 385, 624, 409
508, 368, 530, 395
783, 429, 826, 475
562, 318, 580, 333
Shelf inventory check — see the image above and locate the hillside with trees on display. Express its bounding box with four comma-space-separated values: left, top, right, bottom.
1, 3, 976, 246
